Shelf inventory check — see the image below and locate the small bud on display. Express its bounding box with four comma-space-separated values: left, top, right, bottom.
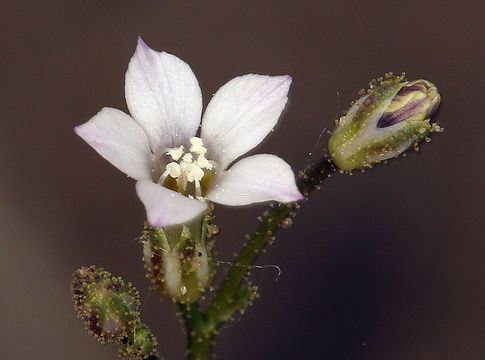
120, 323, 158, 359
71, 266, 158, 359
142, 213, 216, 304
328, 74, 442, 171
71, 266, 141, 342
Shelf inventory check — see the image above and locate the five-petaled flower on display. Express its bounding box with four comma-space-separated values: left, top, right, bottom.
75, 38, 303, 227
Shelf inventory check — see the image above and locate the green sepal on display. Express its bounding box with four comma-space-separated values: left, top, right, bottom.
142, 213, 216, 304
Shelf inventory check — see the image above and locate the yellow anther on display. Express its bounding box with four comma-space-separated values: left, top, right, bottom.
186, 165, 205, 182
166, 145, 184, 161
189, 137, 207, 155
165, 162, 182, 178
197, 154, 213, 170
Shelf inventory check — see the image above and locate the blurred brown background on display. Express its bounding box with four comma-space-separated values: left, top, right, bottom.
1, 1, 484, 359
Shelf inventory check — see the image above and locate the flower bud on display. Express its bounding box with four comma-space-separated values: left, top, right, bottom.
119, 323, 158, 359
72, 266, 158, 358
328, 73, 442, 171
142, 213, 216, 304
71, 266, 141, 343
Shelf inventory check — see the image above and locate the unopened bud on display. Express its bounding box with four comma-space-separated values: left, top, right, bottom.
71, 266, 141, 342
142, 214, 216, 304
329, 74, 442, 171
71, 266, 158, 358
120, 323, 158, 359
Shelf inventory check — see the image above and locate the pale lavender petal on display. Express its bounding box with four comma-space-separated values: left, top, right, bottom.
125, 37, 202, 153
206, 154, 303, 206
201, 74, 292, 170
75, 107, 152, 180
136, 180, 207, 227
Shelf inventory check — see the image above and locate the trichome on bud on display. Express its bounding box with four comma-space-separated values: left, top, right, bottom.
71, 265, 157, 359
328, 73, 442, 171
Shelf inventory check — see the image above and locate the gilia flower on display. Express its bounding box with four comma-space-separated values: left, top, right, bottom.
75, 38, 303, 227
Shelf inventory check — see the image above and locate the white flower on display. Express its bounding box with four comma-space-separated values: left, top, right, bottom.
75, 38, 303, 227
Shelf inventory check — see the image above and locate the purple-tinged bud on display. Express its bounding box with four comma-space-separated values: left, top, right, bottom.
328, 73, 442, 171
71, 266, 158, 358
142, 213, 216, 304
71, 266, 141, 342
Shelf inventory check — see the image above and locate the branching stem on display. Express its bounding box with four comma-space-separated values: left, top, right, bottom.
182, 157, 336, 360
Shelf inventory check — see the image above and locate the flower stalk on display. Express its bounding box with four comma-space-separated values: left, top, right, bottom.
181, 303, 215, 360
181, 156, 336, 360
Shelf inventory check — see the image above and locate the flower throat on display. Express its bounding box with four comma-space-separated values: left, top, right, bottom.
158, 137, 215, 198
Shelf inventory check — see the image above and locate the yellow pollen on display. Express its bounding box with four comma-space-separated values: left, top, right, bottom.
186, 165, 205, 182
182, 153, 193, 163
189, 137, 207, 155
166, 145, 184, 161
197, 154, 213, 170
161, 137, 214, 194
165, 162, 181, 178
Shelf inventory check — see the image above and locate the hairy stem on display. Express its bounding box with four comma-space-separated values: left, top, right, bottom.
180, 303, 215, 360
183, 157, 336, 359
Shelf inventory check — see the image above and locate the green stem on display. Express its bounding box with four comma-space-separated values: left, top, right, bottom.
208, 157, 335, 324
206, 202, 295, 324
183, 157, 336, 359
180, 303, 215, 360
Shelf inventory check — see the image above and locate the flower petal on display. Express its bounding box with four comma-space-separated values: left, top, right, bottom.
125, 37, 202, 153
206, 154, 303, 206
136, 180, 207, 227
201, 74, 292, 170
75, 107, 152, 180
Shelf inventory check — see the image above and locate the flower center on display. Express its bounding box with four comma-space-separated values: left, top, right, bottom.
158, 137, 215, 198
